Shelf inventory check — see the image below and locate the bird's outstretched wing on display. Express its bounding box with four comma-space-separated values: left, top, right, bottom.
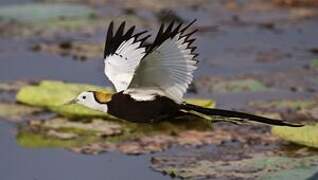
104, 21, 149, 92
129, 20, 198, 103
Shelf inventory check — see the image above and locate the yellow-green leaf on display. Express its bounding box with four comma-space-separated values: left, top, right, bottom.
272, 124, 318, 148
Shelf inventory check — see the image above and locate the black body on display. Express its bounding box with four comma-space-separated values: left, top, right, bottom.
106, 92, 303, 127
107, 92, 181, 123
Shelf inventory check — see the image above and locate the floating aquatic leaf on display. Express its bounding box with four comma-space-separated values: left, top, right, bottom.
17, 114, 218, 154
310, 59, 318, 69
214, 79, 268, 92
17, 128, 98, 148
0, 11, 148, 38
38, 0, 209, 12
0, 81, 28, 92
18, 120, 216, 154
151, 153, 318, 179
32, 41, 104, 61
0, 103, 41, 122
249, 99, 318, 123
51, 104, 107, 118
40, 118, 123, 136
0, 3, 95, 23
199, 77, 269, 93
17, 118, 122, 148
18, 116, 278, 155
273, 0, 318, 7
272, 124, 318, 148
185, 98, 215, 108
262, 165, 318, 180
47, 130, 78, 140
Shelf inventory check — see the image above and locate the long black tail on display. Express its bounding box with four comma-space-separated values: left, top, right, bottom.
181, 103, 303, 127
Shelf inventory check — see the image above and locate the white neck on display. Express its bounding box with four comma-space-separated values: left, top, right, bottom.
94, 103, 108, 113
84, 101, 108, 113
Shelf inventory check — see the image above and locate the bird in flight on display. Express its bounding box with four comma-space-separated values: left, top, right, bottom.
70, 20, 302, 127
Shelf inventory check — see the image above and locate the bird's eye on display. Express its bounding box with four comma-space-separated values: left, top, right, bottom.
82, 96, 86, 99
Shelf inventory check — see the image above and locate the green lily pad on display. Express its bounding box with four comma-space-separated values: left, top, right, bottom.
16, 80, 215, 118
151, 154, 318, 179
0, 81, 28, 92
203, 78, 269, 93
17, 117, 125, 149
0, 3, 95, 23
185, 98, 215, 108
17, 127, 100, 149
310, 59, 318, 69
262, 165, 318, 180
39, 118, 123, 135
0, 10, 149, 38
0, 103, 41, 122
17, 115, 215, 154
32, 42, 104, 61
272, 124, 318, 148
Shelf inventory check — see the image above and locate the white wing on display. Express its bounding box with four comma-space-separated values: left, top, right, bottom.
129, 21, 198, 103
104, 21, 149, 92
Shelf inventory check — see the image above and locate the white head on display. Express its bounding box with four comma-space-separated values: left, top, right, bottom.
71, 91, 110, 113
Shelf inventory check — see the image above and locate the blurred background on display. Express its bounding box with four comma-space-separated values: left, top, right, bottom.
0, 0, 318, 179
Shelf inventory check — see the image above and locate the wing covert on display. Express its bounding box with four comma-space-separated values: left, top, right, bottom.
104, 21, 149, 92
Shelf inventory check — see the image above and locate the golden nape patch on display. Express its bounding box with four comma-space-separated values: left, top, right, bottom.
94, 91, 112, 104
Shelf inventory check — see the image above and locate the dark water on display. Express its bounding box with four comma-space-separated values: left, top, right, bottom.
196, 19, 318, 76
0, 0, 30, 6
0, 39, 108, 86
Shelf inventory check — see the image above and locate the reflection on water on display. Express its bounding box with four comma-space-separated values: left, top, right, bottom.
0, 120, 168, 180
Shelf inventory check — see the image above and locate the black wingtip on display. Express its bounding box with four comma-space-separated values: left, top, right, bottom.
104, 21, 149, 58
183, 29, 198, 40
166, 20, 175, 32
116, 21, 126, 37
139, 34, 151, 44
126, 25, 136, 37
148, 19, 198, 57
181, 19, 197, 33
108, 21, 114, 29
133, 30, 148, 38
104, 21, 114, 58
